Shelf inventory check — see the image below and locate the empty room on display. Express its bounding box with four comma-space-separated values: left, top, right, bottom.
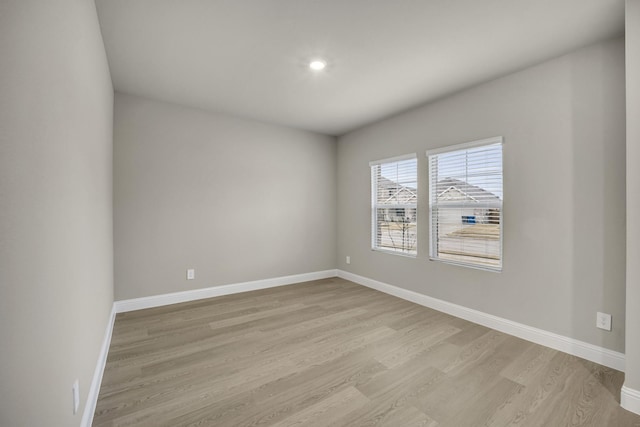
3, 0, 640, 426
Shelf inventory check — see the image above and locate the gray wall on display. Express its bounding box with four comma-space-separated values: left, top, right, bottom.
114, 94, 337, 300
0, 0, 114, 426
626, 0, 640, 392
337, 38, 626, 353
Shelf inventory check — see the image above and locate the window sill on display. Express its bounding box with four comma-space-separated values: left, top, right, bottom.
372, 248, 417, 258
429, 257, 502, 273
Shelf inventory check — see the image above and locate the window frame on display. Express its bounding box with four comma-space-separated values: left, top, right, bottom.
426, 137, 504, 272
370, 153, 418, 257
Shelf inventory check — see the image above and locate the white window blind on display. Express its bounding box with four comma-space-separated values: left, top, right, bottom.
427, 137, 503, 271
370, 154, 417, 256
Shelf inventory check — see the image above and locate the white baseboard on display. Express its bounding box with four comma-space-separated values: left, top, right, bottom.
114, 269, 338, 313
82, 268, 629, 425
622, 385, 640, 415
81, 270, 336, 425
337, 270, 625, 372
81, 305, 116, 427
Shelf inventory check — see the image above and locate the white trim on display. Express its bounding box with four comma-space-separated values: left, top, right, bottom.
370, 155, 418, 256
372, 247, 417, 258
82, 269, 630, 424
426, 136, 503, 156
427, 257, 502, 273
336, 270, 625, 371
621, 385, 640, 415
114, 270, 338, 313
81, 305, 116, 427
81, 270, 337, 424
369, 152, 417, 167
427, 137, 504, 272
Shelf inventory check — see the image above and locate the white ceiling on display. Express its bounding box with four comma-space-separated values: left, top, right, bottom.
95, 0, 624, 136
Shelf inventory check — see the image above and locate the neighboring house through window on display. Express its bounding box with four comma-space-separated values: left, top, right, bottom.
370, 154, 418, 256
427, 137, 503, 271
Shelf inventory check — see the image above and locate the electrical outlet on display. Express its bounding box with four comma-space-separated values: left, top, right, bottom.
596, 312, 612, 331
72, 380, 80, 415
187, 269, 195, 280
346, 256, 351, 265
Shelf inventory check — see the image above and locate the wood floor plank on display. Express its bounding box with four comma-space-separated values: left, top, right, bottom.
270, 386, 370, 427
348, 363, 443, 426
484, 352, 582, 426
171, 355, 386, 427
94, 278, 640, 427
499, 342, 556, 385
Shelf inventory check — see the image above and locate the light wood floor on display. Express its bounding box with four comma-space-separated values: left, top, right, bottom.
94, 278, 640, 426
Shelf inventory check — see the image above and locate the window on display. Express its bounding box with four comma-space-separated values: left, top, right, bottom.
370, 154, 418, 256
427, 137, 503, 271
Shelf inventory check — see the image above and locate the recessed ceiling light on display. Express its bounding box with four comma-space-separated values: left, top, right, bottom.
309, 60, 326, 71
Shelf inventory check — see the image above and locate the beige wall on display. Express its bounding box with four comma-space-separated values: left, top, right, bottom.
337, 38, 626, 353
113, 94, 337, 300
0, 3, 630, 422
625, 0, 640, 393
0, 1, 114, 426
